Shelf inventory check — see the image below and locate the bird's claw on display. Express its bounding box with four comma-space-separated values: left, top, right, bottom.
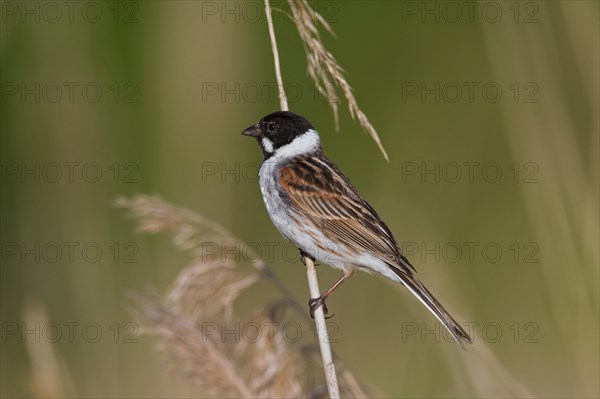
309, 297, 333, 319
299, 249, 316, 267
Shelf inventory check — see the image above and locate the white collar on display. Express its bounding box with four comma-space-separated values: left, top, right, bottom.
266, 129, 320, 164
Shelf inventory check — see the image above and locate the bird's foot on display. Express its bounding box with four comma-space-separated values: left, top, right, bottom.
299, 249, 316, 266
309, 297, 333, 319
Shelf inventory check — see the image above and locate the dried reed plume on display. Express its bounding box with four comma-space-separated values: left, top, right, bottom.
286, 0, 389, 161
115, 195, 368, 398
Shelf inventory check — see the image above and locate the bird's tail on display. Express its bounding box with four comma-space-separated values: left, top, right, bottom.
390, 266, 472, 348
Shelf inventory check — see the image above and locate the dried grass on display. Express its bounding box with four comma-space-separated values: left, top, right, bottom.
115, 194, 368, 398
286, 0, 389, 161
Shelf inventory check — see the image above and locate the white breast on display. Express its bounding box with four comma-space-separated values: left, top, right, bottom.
260, 157, 362, 272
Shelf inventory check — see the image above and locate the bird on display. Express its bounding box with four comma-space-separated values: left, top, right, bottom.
242, 110, 472, 347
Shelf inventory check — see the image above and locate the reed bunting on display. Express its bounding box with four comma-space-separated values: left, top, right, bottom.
242, 111, 472, 346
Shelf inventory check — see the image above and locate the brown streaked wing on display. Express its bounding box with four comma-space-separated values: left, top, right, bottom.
278, 154, 407, 269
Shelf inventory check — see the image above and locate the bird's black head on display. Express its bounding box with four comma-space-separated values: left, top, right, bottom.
241, 111, 318, 159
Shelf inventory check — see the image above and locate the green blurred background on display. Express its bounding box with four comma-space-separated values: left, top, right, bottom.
1, 1, 598, 397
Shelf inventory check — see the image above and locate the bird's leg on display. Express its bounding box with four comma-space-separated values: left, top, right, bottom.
309, 268, 356, 319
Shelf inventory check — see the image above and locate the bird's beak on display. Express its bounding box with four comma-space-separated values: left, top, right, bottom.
241, 124, 261, 138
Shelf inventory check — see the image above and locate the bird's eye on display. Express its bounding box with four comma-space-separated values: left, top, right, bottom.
267, 122, 276, 133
